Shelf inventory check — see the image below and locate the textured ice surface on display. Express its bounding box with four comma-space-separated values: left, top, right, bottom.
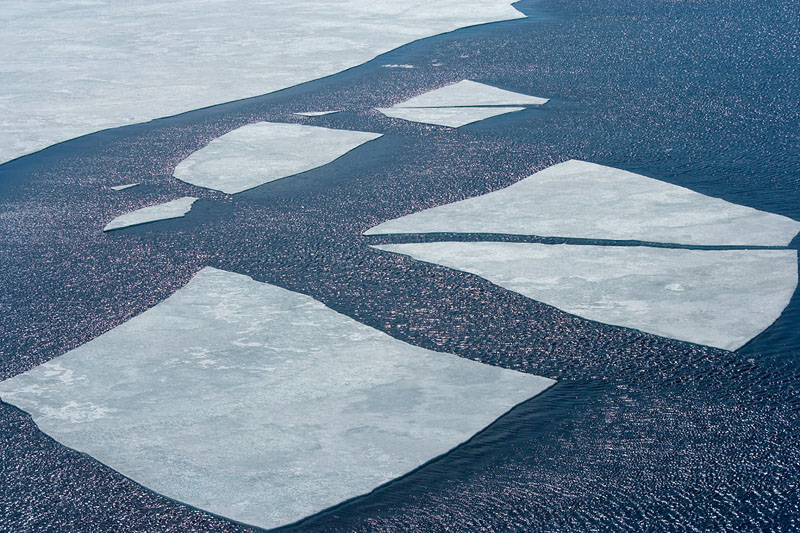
103, 197, 197, 231
377, 80, 547, 127
0, 267, 554, 529
378, 106, 525, 127
392, 80, 548, 108
294, 110, 340, 117
173, 122, 382, 194
374, 243, 799, 350
109, 183, 139, 191
366, 160, 800, 246
0, 1, 525, 165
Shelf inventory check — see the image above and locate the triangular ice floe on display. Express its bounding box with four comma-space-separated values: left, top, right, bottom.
394, 80, 548, 108
0, 267, 553, 530
174, 122, 381, 194
377, 106, 525, 127
103, 197, 197, 231
374, 242, 799, 351
366, 160, 800, 246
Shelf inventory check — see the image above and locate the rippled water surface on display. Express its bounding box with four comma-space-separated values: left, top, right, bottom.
1, 0, 799, 530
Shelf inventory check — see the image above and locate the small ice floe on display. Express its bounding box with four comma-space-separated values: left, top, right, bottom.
173, 122, 382, 194
109, 183, 139, 191
377, 79, 548, 127
0, 267, 553, 530
103, 197, 197, 232
373, 242, 799, 351
365, 160, 800, 246
382, 64, 416, 69
293, 110, 340, 117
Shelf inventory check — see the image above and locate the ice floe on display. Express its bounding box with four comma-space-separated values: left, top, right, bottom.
109, 183, 139, 191
1, 1, 525, 165
294, 110, 340, 117
173, 122, 382, 194
392, 80, 548, 108
0, 267, 553, 529
377, 80, 548, 127
366, 160, 800, 246
378, 106, 525, 127
373, 242, 799, 350
103, 197, 197, 232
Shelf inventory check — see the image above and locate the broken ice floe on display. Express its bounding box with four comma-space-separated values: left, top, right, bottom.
173, 122, 382, 194
103, 197, 197, 232
0, 267, 553, 530
366, 160, 800, 246
373, 242, 799, 351
377, 80, 548, 127
294, 110, 340, 117
109, 183, 139, 191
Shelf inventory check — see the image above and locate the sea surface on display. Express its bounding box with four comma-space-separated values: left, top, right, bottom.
1, 0, 798, 530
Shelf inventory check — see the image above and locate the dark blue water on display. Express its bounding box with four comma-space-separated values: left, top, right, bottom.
1, 0, 799, 530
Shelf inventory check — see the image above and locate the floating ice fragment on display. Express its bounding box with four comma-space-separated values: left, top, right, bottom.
377, 80, 547, 127
1, 1, 526, 164
393, 80, 549, 108
382, 64, 416, 68
103, 197, 197, 232
373, 242, 798, 350
378, 106, 525, 127
109, 183, 139, 191
294, 110, 340, 117
0, 267, 553, 529
173, 122, 382, 194
366, 160, 800, 246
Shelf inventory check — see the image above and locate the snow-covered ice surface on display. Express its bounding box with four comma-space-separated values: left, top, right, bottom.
103, 197, 197, 232
109, 183, 139, 191
377, 80, 547, 127
0, 1, 525, 165
378, 106, 525, 127
366, 160, 800, 246
373, 243, 799, 351
173, 122, 382, 194
0, 267, 554, 530
391, 80, 548, 107
294, 111, 341, 117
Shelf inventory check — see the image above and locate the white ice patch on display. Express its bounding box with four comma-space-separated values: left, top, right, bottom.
382, 64, 416, 68
109, 183, 139, 191
0, 267, 553, 530
378, 106, 525, 128
377, 80, 547, 127
365, 160, 800, 246
392, 80, 548, 108
103, 197, 197, 232
293, 110, 340, 117
173, 122, 382, 194
0, 1, 525, 165
374, 242, 799, 351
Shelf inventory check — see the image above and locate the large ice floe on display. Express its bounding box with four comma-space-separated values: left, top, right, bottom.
0, 267, 553, 529
377, 80, 548, 127
0, 0, 526, 165
366, 160, 800, 246
103, 197, 197, 232
173, 122, 382, 194
373, 243, 798, 351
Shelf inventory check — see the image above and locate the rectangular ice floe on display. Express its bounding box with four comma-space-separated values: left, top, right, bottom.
1, 0, 526, 165
365, 160, 800, 246
173, 122, 382, 194
378, 106, 526, 128
377, 79, 548, 127
103, 197, 197, 231
0, 267, 553, 530
374, 242, 799, 351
